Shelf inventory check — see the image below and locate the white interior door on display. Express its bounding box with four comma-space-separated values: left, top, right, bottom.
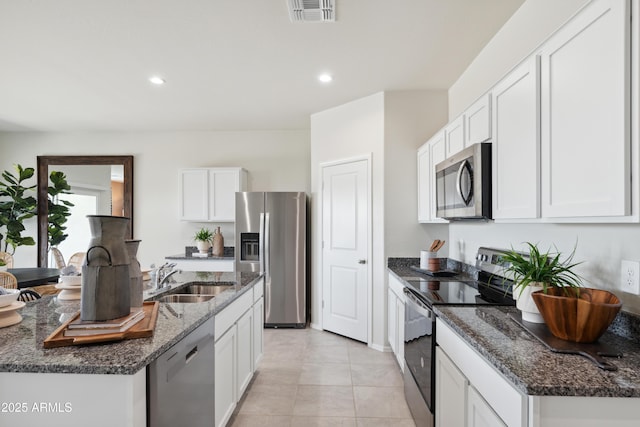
321, 158, 369, 343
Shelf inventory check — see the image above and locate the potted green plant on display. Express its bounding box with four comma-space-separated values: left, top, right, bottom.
500, 242, 583, 323
194, 228, 213, 254
0, 164, 37, 254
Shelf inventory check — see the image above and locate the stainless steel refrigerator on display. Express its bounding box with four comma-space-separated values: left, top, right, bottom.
235, 192, 306, 328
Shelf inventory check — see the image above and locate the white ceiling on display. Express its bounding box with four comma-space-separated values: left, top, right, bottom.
0, 0, 524, 132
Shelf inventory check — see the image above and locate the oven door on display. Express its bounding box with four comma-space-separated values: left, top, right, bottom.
403, 288, 435, 427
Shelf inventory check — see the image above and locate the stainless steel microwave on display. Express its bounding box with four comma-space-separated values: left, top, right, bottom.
435, 143, 491, 220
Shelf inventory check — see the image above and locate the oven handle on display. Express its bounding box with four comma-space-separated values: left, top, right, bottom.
403, 288, 433, 319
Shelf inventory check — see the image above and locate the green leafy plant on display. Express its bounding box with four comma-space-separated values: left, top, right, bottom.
500, 242, 583, 297
0, 259, 5, 267
194, 227, 213, 243
0, 164, 37, 254
47, 171, 74, 248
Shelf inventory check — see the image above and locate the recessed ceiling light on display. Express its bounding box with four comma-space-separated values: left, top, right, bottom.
318, 73, 333, 83
149, 76, 165, 85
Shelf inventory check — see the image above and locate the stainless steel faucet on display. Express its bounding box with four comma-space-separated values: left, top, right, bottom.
153, 263, 181, 289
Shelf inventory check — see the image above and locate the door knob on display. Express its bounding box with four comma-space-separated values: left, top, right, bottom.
358, 259, 366, 264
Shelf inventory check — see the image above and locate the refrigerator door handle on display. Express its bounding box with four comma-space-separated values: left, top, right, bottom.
264, 212, 270, 279
259, 213, 265, 273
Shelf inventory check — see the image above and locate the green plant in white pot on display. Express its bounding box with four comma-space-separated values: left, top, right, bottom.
500, 242, 583, 323
194, 228, 213, 254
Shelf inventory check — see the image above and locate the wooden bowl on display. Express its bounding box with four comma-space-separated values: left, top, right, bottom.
531, 288, 621, 343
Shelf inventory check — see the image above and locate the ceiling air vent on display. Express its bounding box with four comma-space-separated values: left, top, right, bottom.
288, 0, 335, 23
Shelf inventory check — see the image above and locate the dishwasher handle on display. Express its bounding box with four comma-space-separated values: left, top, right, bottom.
166, 333, 214, 382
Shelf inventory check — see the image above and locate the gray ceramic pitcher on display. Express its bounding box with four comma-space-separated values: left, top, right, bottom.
81, 215, 131, 321
125, 239, 143, 308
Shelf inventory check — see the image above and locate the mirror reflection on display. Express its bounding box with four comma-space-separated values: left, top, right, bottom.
37, 156, 133, 267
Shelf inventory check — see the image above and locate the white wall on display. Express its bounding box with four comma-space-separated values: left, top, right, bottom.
311, 90, 448, 350
383, 91, 450, 257
446, 0, 640, 315
448, 0, 589, 118
0, 130, 310, 269
311, 92, 385, 346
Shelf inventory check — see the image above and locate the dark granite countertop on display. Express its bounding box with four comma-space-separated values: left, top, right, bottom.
166, 246, 235, 260
0, 271, 262, 376
435, 306, 640, 397
388, 256, 640, 398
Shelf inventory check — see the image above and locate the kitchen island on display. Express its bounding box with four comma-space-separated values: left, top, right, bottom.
0, 271, 263, 427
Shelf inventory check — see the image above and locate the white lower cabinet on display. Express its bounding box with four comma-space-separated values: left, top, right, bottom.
214, 278, 265, 427
215, 325, 237, 427
236, 308, 253, 400
467, 385, 507, 427
387, 273, 405, 370
435, 347, 468, 427
253, 297, 264, 367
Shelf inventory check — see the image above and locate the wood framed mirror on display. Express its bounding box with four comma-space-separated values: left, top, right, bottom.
37, 156, 134, 267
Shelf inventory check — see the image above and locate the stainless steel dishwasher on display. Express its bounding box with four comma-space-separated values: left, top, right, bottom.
148, 317, 215, 427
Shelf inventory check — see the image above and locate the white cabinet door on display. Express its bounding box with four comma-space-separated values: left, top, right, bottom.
465, 94, 491, 146
208, 169, 245, 222
429, 132, 447, 222
417, 143, 431, 223
467, 385, 507, 427
214, 326, 236, 427
236, 308, 253, 400
395, 295, 404, 370
387, 288, 397, 356
253, 297, 264, 368
180, 168, 246, 222
492, 56, 541, 219
445, 115, 465, 157
540, 0, 630, 218
180, 169, 209, 221
436, 347, 468, 427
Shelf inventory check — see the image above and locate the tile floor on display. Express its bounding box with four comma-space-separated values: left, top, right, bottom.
229, 327, 416, 427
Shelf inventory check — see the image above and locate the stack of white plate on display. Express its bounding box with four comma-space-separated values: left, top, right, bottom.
55, 275, 82, 300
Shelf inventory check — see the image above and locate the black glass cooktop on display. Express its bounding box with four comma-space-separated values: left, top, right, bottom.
405, 278, 514, 307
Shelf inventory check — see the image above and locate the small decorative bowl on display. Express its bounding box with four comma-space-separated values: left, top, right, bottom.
532, 287, 621, 343
0, 288, 20, 308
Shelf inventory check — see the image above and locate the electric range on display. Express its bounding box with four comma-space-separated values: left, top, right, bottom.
402, 247, 515, 427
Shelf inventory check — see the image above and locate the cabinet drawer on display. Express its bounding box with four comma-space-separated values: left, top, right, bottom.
215, 290, 253, 338
388, 273, 405, 300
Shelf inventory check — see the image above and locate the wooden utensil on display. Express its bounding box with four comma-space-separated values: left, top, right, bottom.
433, 240, 446, 252
429, 240, 440, 252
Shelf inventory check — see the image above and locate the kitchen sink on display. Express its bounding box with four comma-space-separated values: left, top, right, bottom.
181, 284, 234, 296
158, 294, 215, 303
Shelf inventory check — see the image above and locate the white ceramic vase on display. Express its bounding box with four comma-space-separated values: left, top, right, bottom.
515, 282, 546, 323
196, 240, 211, 254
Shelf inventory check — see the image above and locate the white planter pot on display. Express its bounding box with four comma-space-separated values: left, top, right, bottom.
196, 240, 211, 254
0, 266, 7, 272
515, 283, 545, 323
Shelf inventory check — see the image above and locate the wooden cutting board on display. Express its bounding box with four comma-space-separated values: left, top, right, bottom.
43, 301, 159, 349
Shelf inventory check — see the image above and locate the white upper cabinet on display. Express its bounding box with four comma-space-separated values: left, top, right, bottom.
445, 115, 465, 157
492, 56, 540, 220
417, 131, 447, 223
540, 0, 630, 218
465, 94, 492, 146
180, 167, 247, 222
430, 131, 448, 222
417, 143, 431, 222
